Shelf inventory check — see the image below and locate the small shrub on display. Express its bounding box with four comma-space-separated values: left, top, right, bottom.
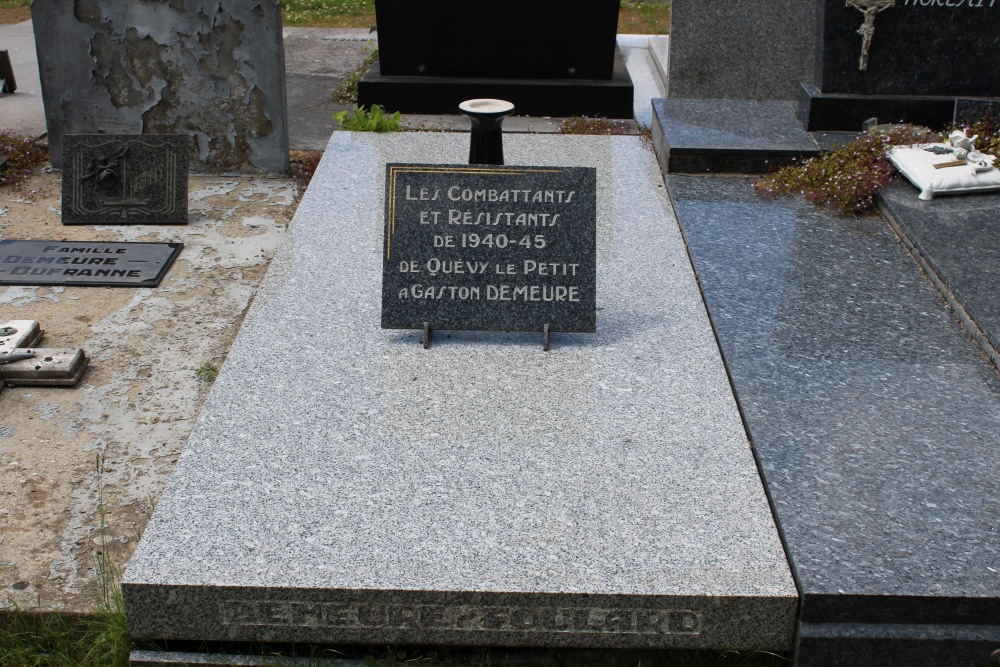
558, 116, 635, 136
334, 105, 401, 132
0, 131, 48, 189
195, 362, 219, 383
332, 46, 378, 105
755, 125, 936, 216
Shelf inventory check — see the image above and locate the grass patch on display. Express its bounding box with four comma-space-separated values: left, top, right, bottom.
0, 0, 30, 24
0, 455, 131, 667
282, 0, 376, 28
283, 0, 667, 33
195, 362, 219, 383
620, 0, 671, 34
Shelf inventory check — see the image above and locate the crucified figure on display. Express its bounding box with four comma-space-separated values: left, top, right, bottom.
846, 0, 895, 71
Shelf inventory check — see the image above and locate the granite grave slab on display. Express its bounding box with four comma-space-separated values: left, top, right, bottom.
122, 134, 797, 657
651, 99, 821, 174
381, 164, 597, 333
31, 0, 289, 173
0, 240, 182, 287
878, 180, 1000, 370
62, 135, 188, 225
667, 174, 1000, 666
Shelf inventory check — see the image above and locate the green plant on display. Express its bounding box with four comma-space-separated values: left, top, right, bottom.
335, 105, 402, 132
282, 0, 375, 27
0, 131, 48, 189
558, 116, 637, 136
754, 124, 937, 216
0, 455, 131, 667
332, 45, 379, 105
195, 362, 219, 382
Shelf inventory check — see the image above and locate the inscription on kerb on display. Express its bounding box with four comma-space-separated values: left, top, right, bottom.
899, 0, 995, 6
381, 164, 597, 333
222, 601, 702, 636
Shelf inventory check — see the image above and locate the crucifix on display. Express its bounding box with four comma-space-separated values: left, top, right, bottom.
846, 0, 895, 71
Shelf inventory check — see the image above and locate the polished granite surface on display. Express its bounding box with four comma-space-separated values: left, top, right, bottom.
879, 180, 1000, 367
652, 99, 820, 174
668, 176, 1000, 627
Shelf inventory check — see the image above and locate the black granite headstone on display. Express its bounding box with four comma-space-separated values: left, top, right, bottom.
801, 0, 1000, 129
0, 50, 15, 94
381, 164, 597, 333
0, 240, 182, 287
818, 0, 1000, 97
358, 0, 634, 118
62, 135, 188, 225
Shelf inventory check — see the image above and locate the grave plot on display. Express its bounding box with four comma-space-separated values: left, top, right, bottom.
122, 133, 797, 659
668, 175, 1000, 666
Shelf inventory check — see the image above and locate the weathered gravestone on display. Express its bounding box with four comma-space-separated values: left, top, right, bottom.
358, 0, 634, 118
801, 0, 1000, 129
382, 164, 597, 339
31, 0, 289, 173
62, 134, 188, 225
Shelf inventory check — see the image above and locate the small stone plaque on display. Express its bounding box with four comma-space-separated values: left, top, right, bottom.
62, 135, 188, 225
0, 240, 183, 287
382, 164, 597, 333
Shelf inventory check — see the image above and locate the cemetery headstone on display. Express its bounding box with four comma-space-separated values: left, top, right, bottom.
358, 0, 633, 118
31, 0, 289, 173
801, 0, 1000, 129
62, 135, 188, 225
667, 0, 818, 101
0, 49, 15, 94
0, 240, 182, 287
381, 164, 597, 337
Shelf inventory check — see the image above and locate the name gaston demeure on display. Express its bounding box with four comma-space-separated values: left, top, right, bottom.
396, 185, 582, 303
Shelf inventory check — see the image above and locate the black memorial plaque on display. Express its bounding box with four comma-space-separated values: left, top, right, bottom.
817, 0, 1000, 97
62, 135, 188, 225
382, 164, 597, 333
0, 240, 183, 287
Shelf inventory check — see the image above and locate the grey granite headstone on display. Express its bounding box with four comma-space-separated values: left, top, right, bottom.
31, 0, 289, 174
122, 133, 797, 656
62, 135, 188, 225
382, 164, 597, 333
667, 0, 818, 100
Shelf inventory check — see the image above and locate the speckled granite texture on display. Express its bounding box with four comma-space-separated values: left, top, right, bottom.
668, 0, 817, 101
668, 175, 1000, 665
123, 134, 796, 650
651, 99, 820, 174
878, 181, 1000, 371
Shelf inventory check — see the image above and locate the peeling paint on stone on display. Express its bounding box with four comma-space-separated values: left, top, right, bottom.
32, 0, 289, 174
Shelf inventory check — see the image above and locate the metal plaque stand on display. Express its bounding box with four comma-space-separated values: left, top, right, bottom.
421, 322, 553, 352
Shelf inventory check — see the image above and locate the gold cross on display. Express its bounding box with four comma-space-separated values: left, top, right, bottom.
846, 0, 895, 71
